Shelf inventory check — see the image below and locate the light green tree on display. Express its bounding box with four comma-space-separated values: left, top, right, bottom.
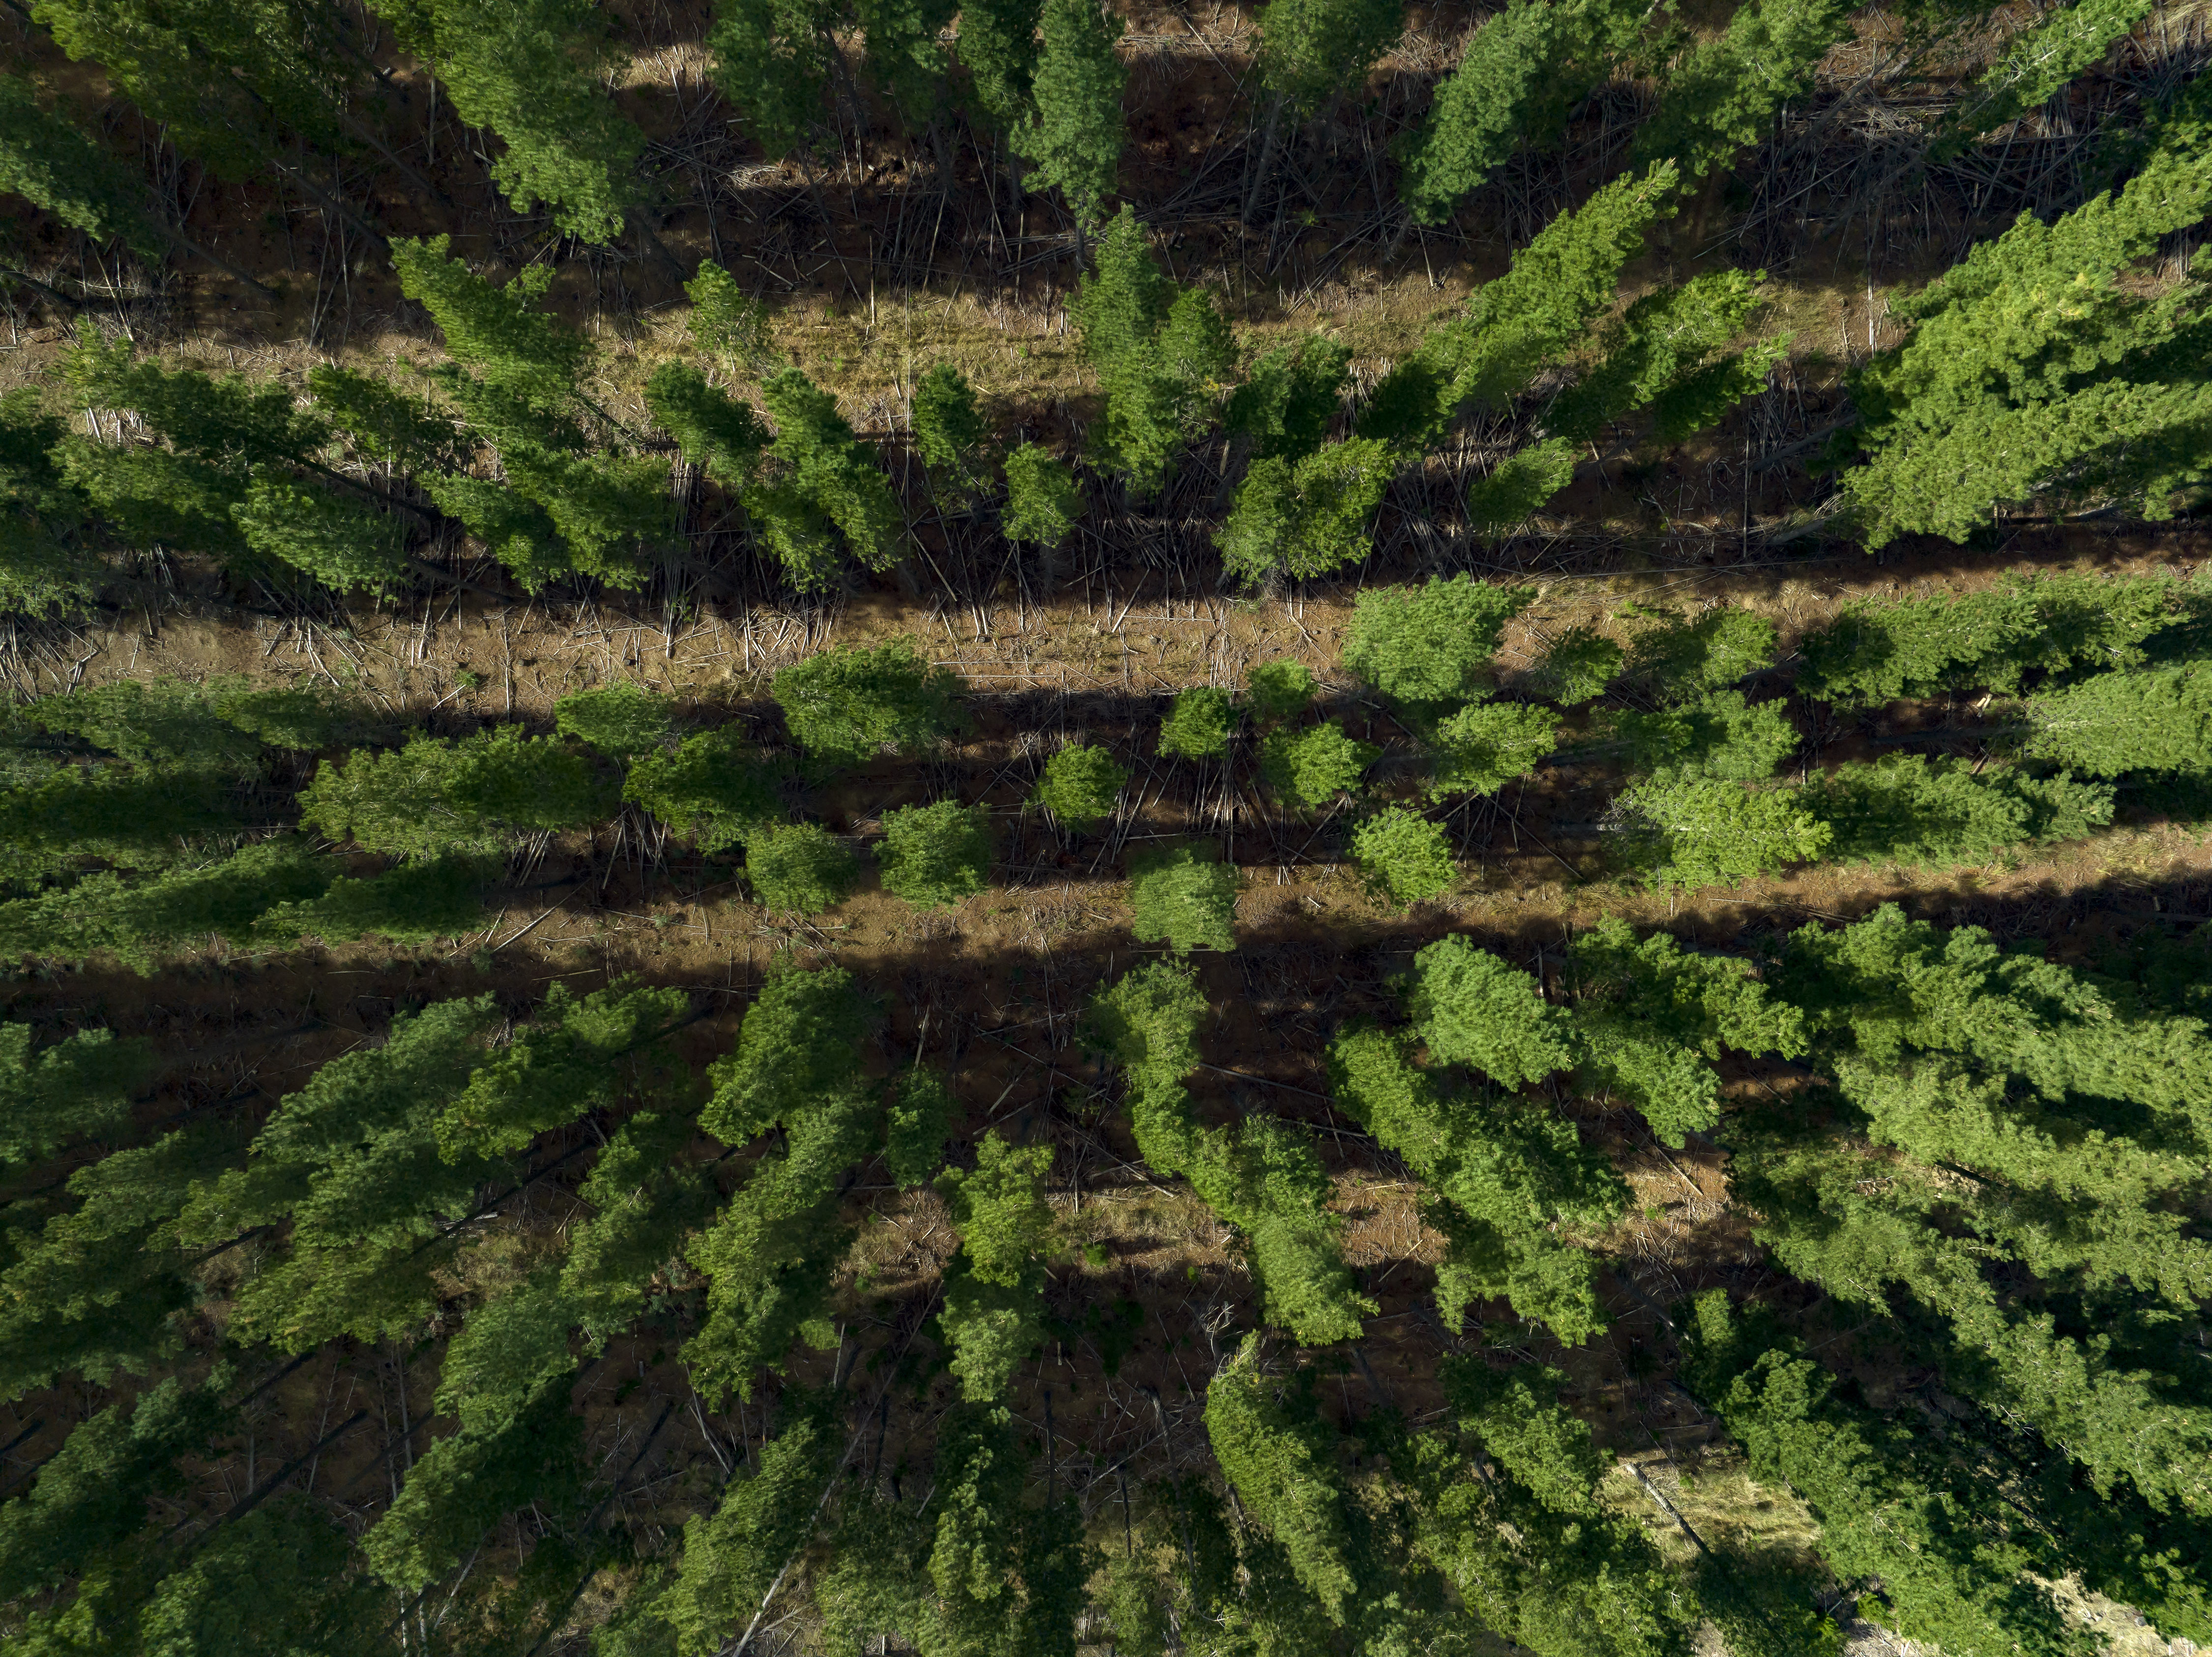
1218, 439, 1395, 584
876, 799, 992, 908
936, 1133, 1056, 1399
1426, 702, 1558, 798
1001, 441, 1085, 544
1259, 722, 1377, 809
1342, 573, 1536, 711
1159, 685, 1236, 757
1350, 808, 1456, 906
1129, 840, 1238, 952
745, 822, 862, 913
1014, 0, 1126, 218
1033, 742, 1127, 829
771, 640, 966, 766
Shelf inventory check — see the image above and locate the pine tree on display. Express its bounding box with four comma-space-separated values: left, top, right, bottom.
1403, 933, 1577, 1084
555, 683, 674, 759
1568, 916, 1806, 1143
179, 997, 502, 1352
744, 821, 861, 913
683, 261, 781, 373
253, 853, 489, 948
645, 363, 769, 490
1631, 0, 1856, 182
0, 73, 162, 258
229, 471, 409, 594
1349, 807, 1456, 906
1033, 741, 1126, 829
308, 364, 464, 471
1608, 689, 1790, 781
875, 799, 992, 908
0, 1376, 230, 1600
921, 1403, 1094, 1656
1259, 721, 1377, 809
0, 1022, 153, 1167
136, 1495, 387, 1657
686, 967, 883, 1393
1935, 0, 2153, 154
1329, 1019, 1621, 1341
384, 0, 647, 242
1013, 0, 1126, 219
1605, 775, 1831, 888
1546, 269, 1790, 444
853, 0, 960, 126
708, 0, 835, 157
1252, 0, 1401, 115
1528, 623, 1625, 704
1204, 1340, 1358, 1622
1463, 436, 1578, 537
1128, 840, 1238, 953
1074, 211, 1235, 493
1217, 438, 1394, 584
1001, 441, 1085, 545
1796, 570, 2181, 706
0, 755, 243, 882
1680, 1291, 2094, 1657
937, 1132, 1056, 1400
0, 389, 98, 614
912, 361, 991, 498
1623, 603, 1778, 701
1342, 573, 1536, 712
2026, 658, 2212, 776
1243, 658, 1315, 722
1397, 0, 1643, 223
1224, 334, 1351, 459
0, 837, 336, 971
1425, 702, 1558, 798
16, 677, 264, 771
388, 237, 589, 410
749, 368, 905, 589
1835, 87, 2212, 546
626, 728, 786, 852
1358, 163, 1679, 450
958, 0, 1046, 127
300, 727, 618, 858
883, 1063, 957, 1186
1158, 685, 1235, 758
1805, 754, 2115, 867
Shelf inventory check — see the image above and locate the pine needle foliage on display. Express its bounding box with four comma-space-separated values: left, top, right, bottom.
1033, 741, 1127, 829
1013, 0, 1126, 218
1403, 933, 1578, 1087
1001, 442, 1085, 544
0, 74, 160, 256
1622, 604, 1777, 701
1349, 807, 1456, 906
389, 237, 588, 411
1128, 840, 1238, 953
959, 0, 1046, 127
229, 472, 409, 594
299, 727, 617, 858
743, 822, 861, 913
1425, 701, 1559, 798
707, 0, 835, 158
0, 1022, 152, 1168
307, 364, 463, 471
1243, 658, 1315, 722
912, 361, 991, 494
1259, 721, 1377, 809
770, 640, 966, 766
1607, 690, 1798, 780
1463, 435, 1578, 536
937, 1132, 1056, 1400
1528, 624, 1625, 705
626, 728, 785, 852
883, 1064, 957, 1187
554, 683, 673, 759
2026, 657, 2212, 775
1342, 573, 1536, 711
0, 389, 97, 614
1935, 0, 2154, 155
0, 837, 335, 970
254, 854, 489, 948
683, 261, 781, 372
1218, 438, 1394, 583
749, 368, 904, 589
1158, 684, 1235, 757
1203, 1342, 1359, 1622
1606, 775, 1832, 888
1632, 0, 1857, 182
1252, 0, 1402, 114
1224, 334, 1351, 459
1803, 754, 2113, 867
644, 363, 770, 489
875, 799, 992, 909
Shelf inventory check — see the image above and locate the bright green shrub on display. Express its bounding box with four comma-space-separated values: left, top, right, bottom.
1001, 442, 1084, 545
772, 641, 966, 767
1244, 659, 1315, 722
1606, 776, 1830, 888
1342, 574, 1536, 710
1426, 702, 1557, 798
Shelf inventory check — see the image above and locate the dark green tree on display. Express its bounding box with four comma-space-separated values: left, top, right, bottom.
1001, 441, 1085, 545
1158, 685, 1235, 758
1033, 742, 1126, 829
1013, 0, 1126, 218
0, 1022, 153, 1167
772, 640, 966, 766
627, 728, 786, 852
937, 1132, 1056, 1399
744, 821, 861, 913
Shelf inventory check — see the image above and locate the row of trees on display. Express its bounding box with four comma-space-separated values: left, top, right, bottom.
6, 888, 2207, 1652
10, 71, 2209, 610
7, 562, 2212, 972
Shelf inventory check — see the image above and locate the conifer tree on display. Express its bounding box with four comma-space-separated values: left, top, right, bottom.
1463, 436, 1578, 537
875, 799, 992, 908
0, 389, 97, 614
684, 261, 782, 373
0, 837, 336, 970
1680, 1291, 2093, 1656
1528, 623, 1625, 705
229, 472, 409, 594
920, 1403, 1093, 1655
1403, 932, 1577, 1084
958, 0, 1046, 127
138, 1496, 387, 1657
1623, 603, 1777, 701
1252, 0, 1401, 116
748, 369, 905, 589
253, 854, 489, 948
883, 1063, 958, 1187
380, 0, 647, 242
1425, 702, 1558, 798
1349, 807, 1456, 906
1632, 0, 1856, 182
1803, 754, 2112, 867
307, 364, 464, 471
744, 821, 861, 913
1158, 684, 1235, 758
1128, 840, 1238, 953
686, 966, 883, 1392
555, 683, 674, 759
1224, 334, 1351, 459
300, 727, 618, 858
1935, 0, 2153, 154
1259, 721, 1377, 809
645, 363, 770, 490
708, 0, 835, 158
1358, 164, 1678, 450
1088, 961, 1372, 1342
1397, 0, 1642, 223
1033, 742, 1126, 829
1330, 1018, 1620, 1340
1341, 573, 1536, 713
1014, 0, 1126, 218
1606, 775, 1830, 888
1568, 916, 1805, 1143
912, 362, 991, 498
1074, 211, 1235, 492
1546, 269, 1790, 444
937, 1132, 1056, 1399
0, 1022, 153, 1167
1001, 441, 1085, 545
389, 237, 589, 411
1204, 1341, 1358, 1623
1606, 689, 1797, 780
1243, 658, 1315, 723
626, 728, 786, 852
20, 677, 263, 772
1835, 89, 2212, 545
0, 73, 161, 258
1218, 438, 1395, 584
2026, 658, 2212, 776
